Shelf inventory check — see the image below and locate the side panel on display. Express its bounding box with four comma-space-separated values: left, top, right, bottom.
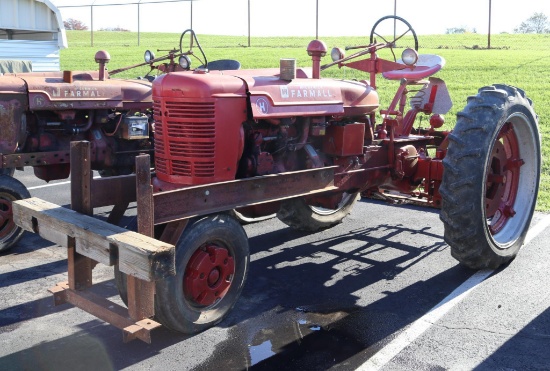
0, 76, 27, 154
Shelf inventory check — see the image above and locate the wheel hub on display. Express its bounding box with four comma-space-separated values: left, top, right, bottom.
485, 123, 521, 235
184, 244, 235, 306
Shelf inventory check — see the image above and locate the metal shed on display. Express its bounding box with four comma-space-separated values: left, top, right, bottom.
0, 0, 68, 72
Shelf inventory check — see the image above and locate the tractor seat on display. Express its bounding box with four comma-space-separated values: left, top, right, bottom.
199, 59, 241, 71
383, 54, 445, 81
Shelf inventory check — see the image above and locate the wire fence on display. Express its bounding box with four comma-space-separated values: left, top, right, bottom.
56, 0, 550, 50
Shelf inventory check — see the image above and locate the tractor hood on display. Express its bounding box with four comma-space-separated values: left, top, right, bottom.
153, 68, 379, 119
240, 75, 379, 118
2, 71, 152, 110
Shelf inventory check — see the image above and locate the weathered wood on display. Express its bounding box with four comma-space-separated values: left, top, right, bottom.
71, 141, 93, 215
127, 154, 156, 321
159, 220, 189, 246
106, 201, 130, 225
136, 154, 154, 238
48, 282, 161, 344
70, 141, 94, 290
12, 197, 175, 281
67, 237, 93, 290
127, 276, 156, 321
91, 175, 137, 208
153, 166, 338, 224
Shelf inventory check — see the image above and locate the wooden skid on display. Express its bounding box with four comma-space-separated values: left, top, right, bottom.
12, 197, 175, 282
49, 282, 161, 343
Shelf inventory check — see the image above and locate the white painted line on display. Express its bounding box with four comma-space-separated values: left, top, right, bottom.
27, 181, 71, 190
357, 269, 494, 371
357, 214, 550, 371
525, 214, 550, 245
26, 176, 102, 191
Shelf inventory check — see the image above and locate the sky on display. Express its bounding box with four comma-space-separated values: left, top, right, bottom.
51, 0, 550, 37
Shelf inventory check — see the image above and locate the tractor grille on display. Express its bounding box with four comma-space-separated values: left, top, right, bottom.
154, 100, 216, 181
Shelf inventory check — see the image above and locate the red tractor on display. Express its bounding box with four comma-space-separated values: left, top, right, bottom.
0, 30, 242, 252
109, 17, 540, 335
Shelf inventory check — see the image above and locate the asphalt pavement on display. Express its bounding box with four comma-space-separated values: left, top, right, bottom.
1, 168, 549, 370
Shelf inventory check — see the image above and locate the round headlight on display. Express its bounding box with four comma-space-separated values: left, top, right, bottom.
144, 50, 155, 63
330, 47, 345, 62
401, 48, 418, 66
179, 55, 191, 70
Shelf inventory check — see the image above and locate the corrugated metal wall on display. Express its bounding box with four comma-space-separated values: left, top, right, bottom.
0, 40, 60, 72
0, 0, 66, 71
0, 0, 59, 33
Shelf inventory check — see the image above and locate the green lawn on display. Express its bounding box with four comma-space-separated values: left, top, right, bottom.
61, 31, 550, 211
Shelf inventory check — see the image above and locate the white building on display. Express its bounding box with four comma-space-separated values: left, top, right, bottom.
0, 0, 67, 72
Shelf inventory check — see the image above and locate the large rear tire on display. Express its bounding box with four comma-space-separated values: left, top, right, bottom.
440, 85, 541, 269
0, 175, 31, 252
154, 214, 249, 334
277, 191, 359, 232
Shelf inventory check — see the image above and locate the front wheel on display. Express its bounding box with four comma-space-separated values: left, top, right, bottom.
154, 214, 249, 334
440, 84, 541, 269
277, 191, 359, 232
0, 175, 31, 252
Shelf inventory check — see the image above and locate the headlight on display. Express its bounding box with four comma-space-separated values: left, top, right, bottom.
331, 47, 345, 62
179, 55, 191, 70
144, 50, 155, 63
401, 48, 418, 66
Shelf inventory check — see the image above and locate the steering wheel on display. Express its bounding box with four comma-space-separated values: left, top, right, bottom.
178, 29, 208, 68
369, 15, 419, 52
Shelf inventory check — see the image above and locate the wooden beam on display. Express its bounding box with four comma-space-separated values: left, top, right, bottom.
12, 197, 175, 281
153, 166, 337, 224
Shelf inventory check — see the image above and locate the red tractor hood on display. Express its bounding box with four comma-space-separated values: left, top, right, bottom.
153, 68, 379, 119
3, 71, 152, 110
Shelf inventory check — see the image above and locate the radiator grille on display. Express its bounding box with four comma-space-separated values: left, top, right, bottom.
154, 100, 216, 179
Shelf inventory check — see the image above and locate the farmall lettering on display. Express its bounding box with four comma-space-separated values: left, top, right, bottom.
280, 85, 334, 100
50, 86, 102, 99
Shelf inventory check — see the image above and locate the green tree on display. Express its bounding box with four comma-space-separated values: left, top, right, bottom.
63, 18, 88, 31
514, 12, 550, 33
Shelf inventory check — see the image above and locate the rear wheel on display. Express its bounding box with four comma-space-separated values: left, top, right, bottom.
277, 191, 359, 232
154, 214, 249, 334
0, 175, 31, 252
440, 85, 540, 269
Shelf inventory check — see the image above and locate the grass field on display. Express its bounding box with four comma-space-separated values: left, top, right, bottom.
61, 31, 550, 211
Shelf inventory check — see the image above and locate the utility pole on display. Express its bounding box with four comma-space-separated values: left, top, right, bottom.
316, 0, 319, 39
488, 0, 492, 49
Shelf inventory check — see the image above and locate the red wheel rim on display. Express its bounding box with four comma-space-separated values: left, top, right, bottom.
0, 198, 15, 239
184, 244, 235, 306
485, 122, 522, 235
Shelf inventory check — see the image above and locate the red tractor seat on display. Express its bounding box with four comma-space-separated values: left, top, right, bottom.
382, 54, 445, 81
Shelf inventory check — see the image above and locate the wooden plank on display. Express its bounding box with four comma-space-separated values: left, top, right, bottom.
153, 167, 338, 224
91, 175, 137, 208
136, 155, 154, 238
127, 154, 156, 321
70, 141, 94, 290
12, 197, 175, 281
70, 141, 93, 215
68, 237, 93, 290
112, 230, 175, 281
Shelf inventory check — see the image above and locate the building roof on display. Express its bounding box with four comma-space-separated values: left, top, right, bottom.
0, 0, 67, 48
